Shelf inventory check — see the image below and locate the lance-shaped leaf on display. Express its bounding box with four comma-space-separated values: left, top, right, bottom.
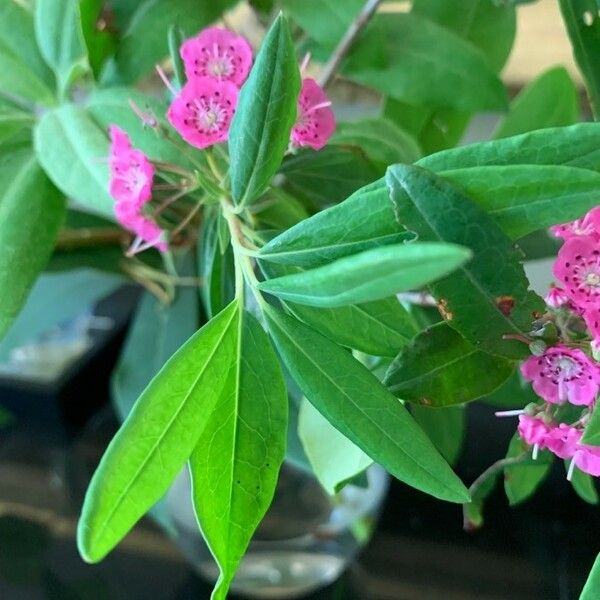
441, 165, 600, 240
581, 554, 600, 600
190, 309, 287, 600
35, 0, 89, 96
419, 123, 600, 173
503, 434, 553, 506
386, 164, 544, 359
35, 104, 114, 219
77, 301, 240, 563
259, 257, 419, 357
299, 398, 372, 495
558, 0, 600, 118
259, 179, 412, 268
229, 14, 300, 206
258, 242, 470, 308
384, 323, 514, 407
264, 306, 470, 503
0, 148, 65, 340
493, 67, 579, 139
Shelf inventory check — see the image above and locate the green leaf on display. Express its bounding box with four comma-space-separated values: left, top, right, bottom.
281, 0, 363, 49
385, 323, 514, 407
34, 104, 114, 219
264, 306, 470, 503
190, 309, 288, 600
229, 14, 300, 206
419, 123, 600, 173
342, 14, 507, 112
0, 269, 122, 362
558, 0, 600, 118
0, 45, 54, 107
112, 255, 199, 421
259, 178, 412, 268
258, 242, 470, 308
504, 434, 552, 506
494, 67, 579, 139
331, 118, 422, 169
279, 146, 380, 208
386, 164, 544, 359
581, 401, 600, 445
567, 462, 599, 504
104, 0, 238, 84
0, 149, 65, 340
299, 397, 372, 495
198, 210, 235, 320
77, 301, 240, 563
0, 0, 54, 87
288, 298, 420, 358
410, 404, 465, 466
168, 25, 186, 90
0, 98, 34, 143
35, 0, 89, 96
581, 554, 600, 600
411, 0, 516, 73
80, 0, 117, 78
441, 165, 600, 240
481, 370, 539, 409
86, 87, 192, 167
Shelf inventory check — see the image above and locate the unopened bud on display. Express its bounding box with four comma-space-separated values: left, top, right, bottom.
529, 340, 547, 356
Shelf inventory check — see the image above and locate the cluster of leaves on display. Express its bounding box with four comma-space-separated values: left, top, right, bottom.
2, 1, 600, 598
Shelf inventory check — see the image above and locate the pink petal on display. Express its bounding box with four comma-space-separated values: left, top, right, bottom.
291, 78, 336, 151
180, 27, 253, 87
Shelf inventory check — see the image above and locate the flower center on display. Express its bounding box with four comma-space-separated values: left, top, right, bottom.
586, 271, 600, 287
193, 98, 226, 133
207, 56, 233, 78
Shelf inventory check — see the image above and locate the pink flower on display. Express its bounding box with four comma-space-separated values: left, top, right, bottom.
554, 235, 600, 309
573, 443, 600, 476
109, 126, 154, 205
545, 285, 570, 309
517, 415, 550, 446
180, 27, 253, 87
521, 345, 600, 406
108, 125, 166, 253
291, 78, 336, 151
550, 207, 600, 241
544, 423, 581, 459
167, 77, 238, 149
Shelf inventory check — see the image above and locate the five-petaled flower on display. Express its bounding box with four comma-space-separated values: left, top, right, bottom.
180, 27, 253, 87
167, 76, 239, 149
520, 345, 600, 406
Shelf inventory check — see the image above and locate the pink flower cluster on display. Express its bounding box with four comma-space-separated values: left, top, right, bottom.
166, 27, 335, 150
517, 415, 600, 477
502, 205, 600, 480
108, 126, 166, 253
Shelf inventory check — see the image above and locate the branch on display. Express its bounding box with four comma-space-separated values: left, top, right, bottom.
317, 0, 382, 90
